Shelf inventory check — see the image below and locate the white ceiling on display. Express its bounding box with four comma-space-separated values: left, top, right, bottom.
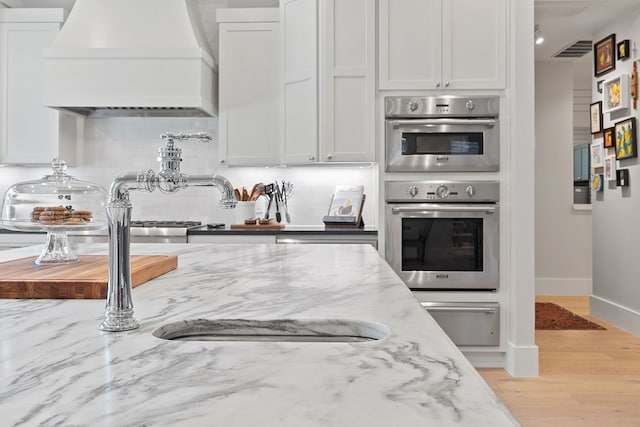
535, 0, 640, 62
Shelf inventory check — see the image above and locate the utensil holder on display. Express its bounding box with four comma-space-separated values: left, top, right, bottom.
235, 201, 256, 223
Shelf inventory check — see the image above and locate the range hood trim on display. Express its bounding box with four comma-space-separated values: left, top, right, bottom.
43, 47, 215, 68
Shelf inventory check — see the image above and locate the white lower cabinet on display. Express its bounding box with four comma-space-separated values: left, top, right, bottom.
0, 9, 77, 165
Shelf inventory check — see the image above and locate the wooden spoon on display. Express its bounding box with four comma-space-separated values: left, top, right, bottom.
248, 183, 260, 201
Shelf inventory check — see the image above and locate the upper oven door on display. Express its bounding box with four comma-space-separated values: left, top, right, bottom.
385, 203, 499, 290
385, 118, 499, 172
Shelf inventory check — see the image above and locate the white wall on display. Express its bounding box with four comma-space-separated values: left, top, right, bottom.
535, 61, 593, 295
0, 116, 378, 227
591, 10, 640, 336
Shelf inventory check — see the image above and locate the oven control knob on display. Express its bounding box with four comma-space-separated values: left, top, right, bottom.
465, 185, 475, 197
436, 185, 449, 199
407, 101, 419, 112
407, 185, 419, 198
465, 99, 475, 111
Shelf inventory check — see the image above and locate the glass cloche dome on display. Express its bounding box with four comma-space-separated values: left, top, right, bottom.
1, 159, 108, 265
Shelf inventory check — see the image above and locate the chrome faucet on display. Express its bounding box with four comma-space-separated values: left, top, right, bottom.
99, 132, 237, 332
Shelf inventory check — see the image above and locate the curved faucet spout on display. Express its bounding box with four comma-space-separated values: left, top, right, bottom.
184, 174, 238, 208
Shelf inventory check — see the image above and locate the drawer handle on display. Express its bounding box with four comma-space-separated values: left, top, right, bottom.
421, 304, 497, 314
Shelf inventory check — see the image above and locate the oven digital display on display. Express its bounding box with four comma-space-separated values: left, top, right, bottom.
401, 218, 483, 271
401, 132, 483, 155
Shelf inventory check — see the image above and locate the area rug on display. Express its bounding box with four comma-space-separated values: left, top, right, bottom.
535, 302, 606, 330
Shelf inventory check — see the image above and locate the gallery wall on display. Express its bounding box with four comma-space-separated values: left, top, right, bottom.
590, 9, 640, 336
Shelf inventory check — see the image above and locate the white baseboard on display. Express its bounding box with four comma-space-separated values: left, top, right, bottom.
463, 351, 505, 368
504, 342, 539, 377
536, 277, 592, 295
590, 295, 640, 337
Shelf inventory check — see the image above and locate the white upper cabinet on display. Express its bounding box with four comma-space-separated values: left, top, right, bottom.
379, 0, 507, 90
0, 9, 76, 165
318, 0, 375, 162
217, 8, 281, 166
281, 0, 375, 164
281, 0, 318, 164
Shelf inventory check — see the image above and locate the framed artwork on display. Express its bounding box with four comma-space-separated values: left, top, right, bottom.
603, 74, 630, 113
603, 127, 615, 148
590, 140, 604, 167
597, 79, 604, 94
594, 34, 616, 77
614, 117, 637, 160
591, 174, 604, 192
617, 40, 630, 61
616, 169, 630, 187
590, 101, 603, 134
604, 155, 616, 181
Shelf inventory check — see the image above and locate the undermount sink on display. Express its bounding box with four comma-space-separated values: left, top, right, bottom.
152, 318, 390, 343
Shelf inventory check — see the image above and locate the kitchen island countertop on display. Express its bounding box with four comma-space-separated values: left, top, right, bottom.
0, 243, 516, 426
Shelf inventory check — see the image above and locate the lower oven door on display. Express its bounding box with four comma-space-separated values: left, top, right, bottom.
421, 302, 500, 346
385, 203, 499, 290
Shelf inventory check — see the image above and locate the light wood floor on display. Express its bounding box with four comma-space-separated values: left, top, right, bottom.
478, 296, 640, 427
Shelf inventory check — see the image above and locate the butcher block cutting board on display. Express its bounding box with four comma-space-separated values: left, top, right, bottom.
0, 255, 177, 299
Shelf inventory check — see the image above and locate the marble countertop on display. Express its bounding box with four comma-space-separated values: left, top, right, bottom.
0, 243, 516, 426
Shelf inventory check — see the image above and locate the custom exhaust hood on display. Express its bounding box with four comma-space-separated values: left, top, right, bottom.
43, 0, 217, 117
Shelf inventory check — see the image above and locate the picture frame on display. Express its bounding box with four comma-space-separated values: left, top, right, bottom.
614, 117, 637, 160
604, 155, 616, 181
616, 169, 630, 187
590, 140, 604, 168
591, 174, 604, 192
603, 74, 630, 113
617, 40, 630, 61
597, 79, 604, 94
603, 127, 615, 148
594, 34, 616, 77
590, 101, 603, 134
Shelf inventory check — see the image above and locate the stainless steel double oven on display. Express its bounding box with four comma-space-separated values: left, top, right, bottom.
383, 95, 502, 347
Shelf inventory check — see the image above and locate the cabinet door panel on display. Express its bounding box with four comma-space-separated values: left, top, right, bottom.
282, 0, 318, 163
379, 0, 441, 90
442, 0, 506, 89
218, 22, 280, 166
320, 0, 374, 162
3, 24, 60, 164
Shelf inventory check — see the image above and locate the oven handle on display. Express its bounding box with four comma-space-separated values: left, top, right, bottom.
391, 205, 497, 214
390, 118, 496, 128
421, 303, 498, 314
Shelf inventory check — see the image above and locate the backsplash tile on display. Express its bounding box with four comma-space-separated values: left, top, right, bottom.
0, 117, 378, 227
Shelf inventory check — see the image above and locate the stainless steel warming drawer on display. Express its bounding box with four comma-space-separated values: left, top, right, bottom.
421, 302, 500, 346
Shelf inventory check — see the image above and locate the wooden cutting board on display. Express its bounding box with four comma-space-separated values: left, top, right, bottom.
0, 255, 177, 299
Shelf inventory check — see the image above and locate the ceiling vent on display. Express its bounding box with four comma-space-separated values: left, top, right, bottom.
553, 40, 593, 58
